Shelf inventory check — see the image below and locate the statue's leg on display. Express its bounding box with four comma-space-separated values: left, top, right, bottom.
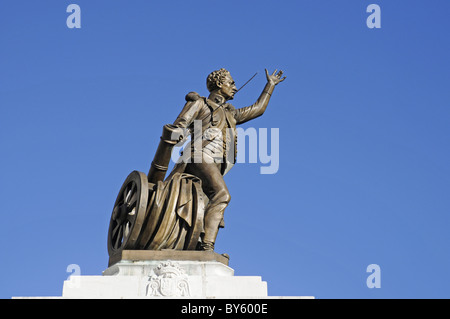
185, 161, 230, 251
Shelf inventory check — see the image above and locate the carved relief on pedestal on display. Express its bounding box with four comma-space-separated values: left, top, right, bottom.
146, 261, 190, 297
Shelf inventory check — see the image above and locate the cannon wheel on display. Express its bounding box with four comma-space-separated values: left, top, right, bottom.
107, 171, 149, 256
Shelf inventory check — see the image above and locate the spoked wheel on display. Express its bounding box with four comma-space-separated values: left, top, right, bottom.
107, 171, 149, 256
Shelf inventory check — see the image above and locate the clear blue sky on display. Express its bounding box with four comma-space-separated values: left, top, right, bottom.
1, 0, 449, 299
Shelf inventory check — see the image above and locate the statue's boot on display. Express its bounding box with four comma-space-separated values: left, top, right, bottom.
200, 198, 229, 251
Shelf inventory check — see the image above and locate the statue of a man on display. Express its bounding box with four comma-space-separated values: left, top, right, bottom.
169, 68, 286, 251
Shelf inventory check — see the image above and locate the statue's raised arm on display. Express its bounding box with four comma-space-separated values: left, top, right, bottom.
234, 69, 286, 125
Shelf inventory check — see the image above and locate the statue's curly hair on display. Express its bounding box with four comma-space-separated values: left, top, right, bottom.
206, 68, 231, 92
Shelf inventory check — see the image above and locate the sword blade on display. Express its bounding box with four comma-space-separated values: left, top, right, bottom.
235, 72, 258, 94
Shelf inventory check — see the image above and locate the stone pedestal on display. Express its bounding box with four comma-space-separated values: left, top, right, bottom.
62, 250, 269, 299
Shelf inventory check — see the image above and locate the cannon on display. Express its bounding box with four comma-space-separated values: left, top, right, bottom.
107, 124, 205, 257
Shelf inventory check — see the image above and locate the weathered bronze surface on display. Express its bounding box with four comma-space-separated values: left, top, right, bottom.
107, 68, 285, 257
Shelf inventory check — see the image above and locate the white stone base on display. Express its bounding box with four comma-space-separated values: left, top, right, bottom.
14, 251, 314, 299
62, 259, 268, 299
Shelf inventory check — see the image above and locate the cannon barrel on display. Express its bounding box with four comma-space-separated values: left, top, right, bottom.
147, 124, 182, 184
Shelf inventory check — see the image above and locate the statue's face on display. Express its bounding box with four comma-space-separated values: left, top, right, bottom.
219, 74, 237, 100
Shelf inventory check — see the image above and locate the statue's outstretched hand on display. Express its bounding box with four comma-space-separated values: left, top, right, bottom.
265, 69, 286, 85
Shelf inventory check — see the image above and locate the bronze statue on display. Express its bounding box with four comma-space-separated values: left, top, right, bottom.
107, 68, 286, 257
